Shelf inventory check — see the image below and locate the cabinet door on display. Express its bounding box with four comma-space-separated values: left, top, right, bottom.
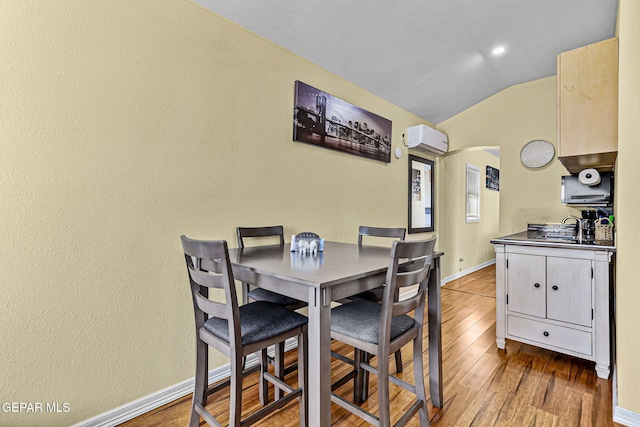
507, 253, 546, 318
546, 257, 592, 327
557, 37, 618, 159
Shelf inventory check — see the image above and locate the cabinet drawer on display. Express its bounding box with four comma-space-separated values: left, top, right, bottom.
507, 315, 592, 356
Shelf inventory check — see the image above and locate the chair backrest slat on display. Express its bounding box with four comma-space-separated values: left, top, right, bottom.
390, 260, 432, 317
187, 265, 227, 290
358, 226, 406, 246
193, 290, 229, 320
237, 226, 285, 249
392, 297, 421, 317
395, 264, 430, 288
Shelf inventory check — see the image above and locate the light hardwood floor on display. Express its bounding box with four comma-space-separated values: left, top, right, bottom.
121, 264, 621, 426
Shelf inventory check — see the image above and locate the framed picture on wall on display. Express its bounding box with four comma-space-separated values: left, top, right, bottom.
486, 165, 499, 191
293, 81, 392, 163
408, 155, 434, 233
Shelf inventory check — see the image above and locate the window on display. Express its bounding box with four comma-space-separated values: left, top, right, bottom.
466, 163, 480, 223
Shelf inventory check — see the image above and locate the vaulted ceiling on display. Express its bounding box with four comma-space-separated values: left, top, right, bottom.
193, 0, 618, 124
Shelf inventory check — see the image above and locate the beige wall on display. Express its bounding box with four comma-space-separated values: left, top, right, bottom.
614, 0, 640, 415
3, 0, 637, 425
438, 76, 581, 238
438, 148, 500, 278
0, 1, 435, 425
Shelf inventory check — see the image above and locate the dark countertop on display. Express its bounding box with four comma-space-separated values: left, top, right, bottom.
490, 231, 616, 251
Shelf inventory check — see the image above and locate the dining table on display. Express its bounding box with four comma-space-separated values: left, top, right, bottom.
228, 240, 443, 427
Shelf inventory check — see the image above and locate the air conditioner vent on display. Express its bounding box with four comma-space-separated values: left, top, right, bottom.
407, 125, 448, 156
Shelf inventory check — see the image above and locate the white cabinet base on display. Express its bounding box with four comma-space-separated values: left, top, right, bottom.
493, 243, 614, 379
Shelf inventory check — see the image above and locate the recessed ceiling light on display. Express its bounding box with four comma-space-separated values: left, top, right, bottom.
492, 46, 506, 56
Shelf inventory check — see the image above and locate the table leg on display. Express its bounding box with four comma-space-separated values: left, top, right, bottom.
307, 286, 332, 427
428, 257, 443, 408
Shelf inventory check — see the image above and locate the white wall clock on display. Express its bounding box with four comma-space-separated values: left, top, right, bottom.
520, 139, 555, 168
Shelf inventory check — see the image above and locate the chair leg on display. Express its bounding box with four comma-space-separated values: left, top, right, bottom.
239, 287, 251, 375
359, 352, 370, 402
353, 348, 363, 404
259, 349, 270, 406
377, 349, 391, 427
229, 352, 244, 427
274, 341, 285, 400
298, 330, 308, 427
395, 349, 403, 373
190, 339, 208, 427
392, 288, 403, 373
413, 332, 429, 426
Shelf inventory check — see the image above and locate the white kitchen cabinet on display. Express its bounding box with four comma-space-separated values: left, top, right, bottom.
494, 243, 614, 379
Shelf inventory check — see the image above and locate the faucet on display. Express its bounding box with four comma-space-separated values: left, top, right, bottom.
562, 215, 583, 240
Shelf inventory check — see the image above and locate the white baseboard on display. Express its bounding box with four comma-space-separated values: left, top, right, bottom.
441, 259, 496, 287
71, 340, 297, 427
612, 367, 640, 427
614, 407, 640, 427
70, 366, 229, 427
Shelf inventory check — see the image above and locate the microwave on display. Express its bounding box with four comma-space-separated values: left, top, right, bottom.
561, 172, 613, 207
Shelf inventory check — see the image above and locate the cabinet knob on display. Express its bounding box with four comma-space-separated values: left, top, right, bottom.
543, 331, 549, 337
534, 283, 540, 288
552, 285, 559, 291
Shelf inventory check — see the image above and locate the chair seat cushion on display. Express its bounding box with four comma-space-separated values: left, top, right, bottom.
331, 299, 415, 344
248, 288, 302, 306
204, 301, 307, 346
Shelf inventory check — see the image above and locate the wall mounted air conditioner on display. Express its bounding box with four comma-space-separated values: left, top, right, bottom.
406, 124, 448, 156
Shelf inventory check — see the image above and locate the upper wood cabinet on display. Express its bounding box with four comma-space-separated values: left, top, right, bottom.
557, 37, 618, 173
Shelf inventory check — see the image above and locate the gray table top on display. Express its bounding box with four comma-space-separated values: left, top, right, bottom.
229, 240, 443, 288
